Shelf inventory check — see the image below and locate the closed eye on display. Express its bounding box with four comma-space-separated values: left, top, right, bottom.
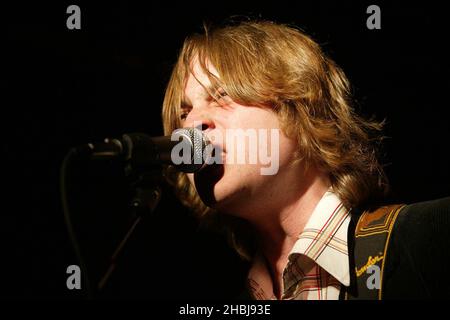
215, 88, 228, 100
180, 105, 192, 121
211, 88, 229, 106
180, 88, 229, 121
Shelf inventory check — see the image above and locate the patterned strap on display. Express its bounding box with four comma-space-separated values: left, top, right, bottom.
346, 204, 406, 300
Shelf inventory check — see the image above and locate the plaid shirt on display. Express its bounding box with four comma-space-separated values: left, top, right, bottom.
247, 190, 352, 300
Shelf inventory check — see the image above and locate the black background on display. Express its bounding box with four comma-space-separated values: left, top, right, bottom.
4, 1, 449, 299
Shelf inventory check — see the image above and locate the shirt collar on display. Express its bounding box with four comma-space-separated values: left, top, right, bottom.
247, 189, 352, 299
288, 190, 351, 286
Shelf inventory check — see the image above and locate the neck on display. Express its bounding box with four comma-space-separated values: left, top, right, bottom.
248, 168, 331, 298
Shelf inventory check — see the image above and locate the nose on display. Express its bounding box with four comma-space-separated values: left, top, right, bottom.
184, 109, 216, 134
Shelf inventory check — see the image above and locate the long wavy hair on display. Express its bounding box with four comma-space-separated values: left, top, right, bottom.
161, 20, 389, 260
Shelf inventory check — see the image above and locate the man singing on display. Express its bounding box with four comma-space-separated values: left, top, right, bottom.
161, 20, 449, 300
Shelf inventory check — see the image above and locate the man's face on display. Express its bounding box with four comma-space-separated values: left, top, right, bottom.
181, 59, 299, 216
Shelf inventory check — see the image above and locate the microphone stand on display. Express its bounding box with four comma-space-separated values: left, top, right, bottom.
61, 148, 164, 298
61, 128, 207, 297
96, 168, 163, 293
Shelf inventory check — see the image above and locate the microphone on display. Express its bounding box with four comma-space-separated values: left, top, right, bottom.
75, 127, 210, 173
61, 129, 210, 296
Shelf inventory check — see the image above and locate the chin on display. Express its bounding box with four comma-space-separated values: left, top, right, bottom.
211, 179, 252, 216
191, 165, 237, 209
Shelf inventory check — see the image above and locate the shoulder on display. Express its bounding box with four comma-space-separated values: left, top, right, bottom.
393, 197, 450, 246
382, 197, 450, 299
397, 197, 450, 227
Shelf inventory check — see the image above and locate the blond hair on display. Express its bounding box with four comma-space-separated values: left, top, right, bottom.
162, 20, 388, 260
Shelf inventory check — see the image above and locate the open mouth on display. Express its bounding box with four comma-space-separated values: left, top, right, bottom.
203, 143, 225, 165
